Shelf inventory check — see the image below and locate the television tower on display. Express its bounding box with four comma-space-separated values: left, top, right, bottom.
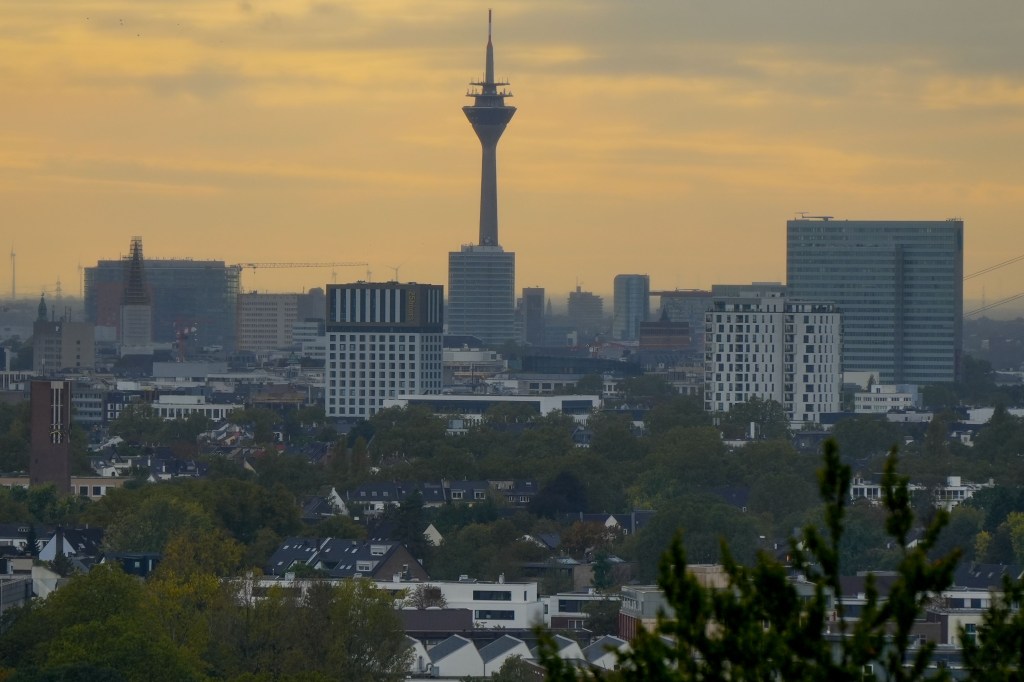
463, 10, 516, 247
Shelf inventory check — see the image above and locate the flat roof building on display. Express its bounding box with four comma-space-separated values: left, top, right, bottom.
787, 218, 963, 384
325, 282, 444, 419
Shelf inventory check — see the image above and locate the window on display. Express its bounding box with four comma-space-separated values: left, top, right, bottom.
473, 590, 512, 601
474, 610, 515, 621
450, 491, 463, 500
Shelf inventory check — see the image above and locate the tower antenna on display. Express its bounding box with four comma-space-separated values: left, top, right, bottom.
464, 11, 515, 248
9, 247, 14, 300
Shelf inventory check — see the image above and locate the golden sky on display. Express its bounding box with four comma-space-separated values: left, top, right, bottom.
3, 1, 1023, 307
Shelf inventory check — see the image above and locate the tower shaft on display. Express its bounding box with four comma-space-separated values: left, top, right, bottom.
463, 11, 515, 248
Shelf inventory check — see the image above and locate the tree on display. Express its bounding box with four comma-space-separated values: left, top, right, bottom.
404, 583, 447, 609
108, 403, 164, 444
491, 655, 537, 682
718, 397, 790, 441
541, 441, 963, 680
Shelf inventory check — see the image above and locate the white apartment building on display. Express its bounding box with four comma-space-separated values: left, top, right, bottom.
854, 383, 921, 414
152, 395, 243, 421
325, 282, 444, 419
704, 294, 842, 426
375, 576, 544, 629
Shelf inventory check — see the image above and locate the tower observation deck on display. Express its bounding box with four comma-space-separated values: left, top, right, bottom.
463, 10, 516, 248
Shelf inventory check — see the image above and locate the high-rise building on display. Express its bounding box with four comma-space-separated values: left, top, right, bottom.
567, 286, 605, 342
654, 289, 713, 350
325, 282, 444, 419
85, 258, 240, 351
787, 218, 964, 384
704, 294, 842, 426
236, 292, 299, 356
447, 12, 517, 347
119, 236, 153, 354
612, 275, 650, 341
519, 287, 546, 346
30, 380, 72, 493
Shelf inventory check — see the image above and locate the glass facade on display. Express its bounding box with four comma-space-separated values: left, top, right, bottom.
786, 219, 963, 384
447, 245, 515, 347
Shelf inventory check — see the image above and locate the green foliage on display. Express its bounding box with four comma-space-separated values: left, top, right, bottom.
0, 567, 411, 682
542, 441, 964, 680
718, 397, 790, 441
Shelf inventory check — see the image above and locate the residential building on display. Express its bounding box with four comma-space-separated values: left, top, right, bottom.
704, 293, 842, 426
32, 296, 95, 374
375, 576, 544, 629
325, 281, 444, 419
151, 395, 243, 421
612, 274, 650, 341
264, 537, 429, 581
383, 394, 600, 429
854, 384, 922, 414
787, 218, 963, 384
447, 15, 517, 347
236, 292, 299, 356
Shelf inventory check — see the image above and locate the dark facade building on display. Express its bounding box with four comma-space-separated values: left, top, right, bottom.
447, 13, 517, 347
567, 286, 605, 342
519, 287, 546, 346
787, 218, 964, 384
29, 380, 72, 493
85, 258, 240, 352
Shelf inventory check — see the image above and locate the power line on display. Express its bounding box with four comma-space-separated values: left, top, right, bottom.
965, 290, 1024, 317
964, 253, 1024, 280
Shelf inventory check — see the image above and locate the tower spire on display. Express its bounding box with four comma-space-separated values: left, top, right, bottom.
464, 11, 516, 248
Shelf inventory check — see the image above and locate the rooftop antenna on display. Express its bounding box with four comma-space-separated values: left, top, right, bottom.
389, 264, 403, 282
9, 247, 14, 300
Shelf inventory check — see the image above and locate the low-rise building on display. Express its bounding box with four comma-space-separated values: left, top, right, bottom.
854, 384, 922, 414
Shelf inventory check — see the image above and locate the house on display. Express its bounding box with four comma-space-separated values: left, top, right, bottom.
480, 635, 533, 675
583, 635, 629, 670
537, 634, 583, 663
375, 576, 544, 629
38, 528, 103, 562
405, 636, 432, 678
263, 537, 429, 581
428, 635, 484, 679
448, 480, 491, 504
545, 590, 621, 630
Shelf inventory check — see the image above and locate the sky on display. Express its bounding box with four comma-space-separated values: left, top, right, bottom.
2, 1, 1024, 309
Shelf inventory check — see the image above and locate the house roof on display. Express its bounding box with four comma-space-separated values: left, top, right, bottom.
264, 537, 322, 575
953, 562, 1024, 590
583, 636, 628, 662
478, 635, 528, 663
51, 528, 103, 557
429, 634, 476, 663
399, 608, 474, 633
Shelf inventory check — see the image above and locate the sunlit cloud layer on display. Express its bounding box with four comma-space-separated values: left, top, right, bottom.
2, 0, 1023, 304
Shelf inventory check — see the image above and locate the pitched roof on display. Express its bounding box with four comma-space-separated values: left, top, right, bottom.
429, 634, 476, 663
264, 537, 322, 575
478, 635, 528, 663
953, 562, 1024, 590
583, 636, 629, 663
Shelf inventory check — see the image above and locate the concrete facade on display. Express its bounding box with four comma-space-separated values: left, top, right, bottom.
704, 294, 842, 426
325, 282, 444, 419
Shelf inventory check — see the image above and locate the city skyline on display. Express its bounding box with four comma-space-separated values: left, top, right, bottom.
3, 2, 1024, 305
